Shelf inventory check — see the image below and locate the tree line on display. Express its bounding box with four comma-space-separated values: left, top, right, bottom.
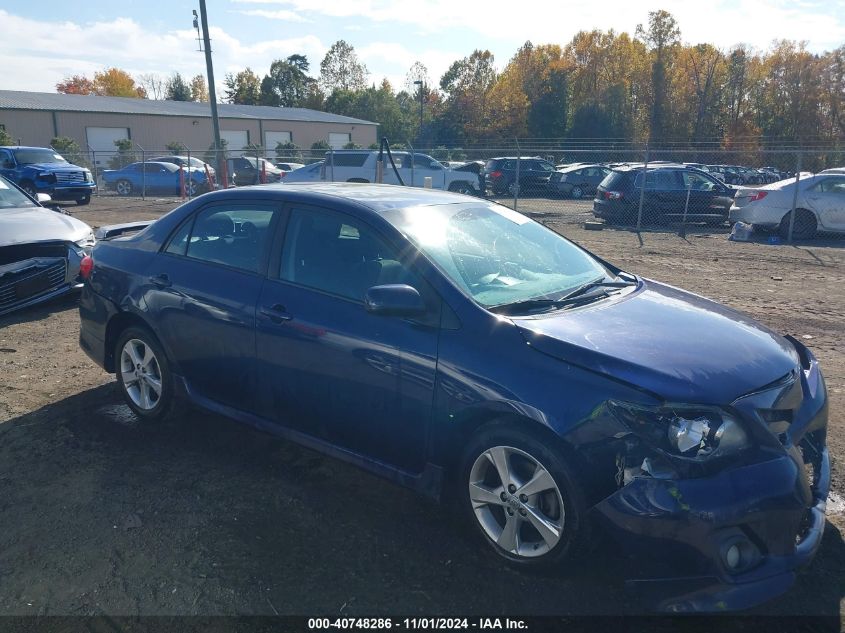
53, 10, 844, 151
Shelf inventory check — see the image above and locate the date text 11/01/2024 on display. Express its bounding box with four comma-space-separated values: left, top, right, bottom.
308, 618, 528, 630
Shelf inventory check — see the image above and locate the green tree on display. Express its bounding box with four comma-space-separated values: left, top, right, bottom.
50, 136, 89, 167
166, 140, 187, 153
320, 40, 369, 93
311, 140, 331, 151
166, 73, 193, 101
261, 55, 316, 107
275, 141, 302, 160
224, 68, 262, 105
109, 138, 138, 169
0, 127, 14, 145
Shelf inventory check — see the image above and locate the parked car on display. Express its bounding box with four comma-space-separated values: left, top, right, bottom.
102, 161, 209, 197
484, 157, 556, 196
321, 150, 480, 195
226, 157, 283, 186
550, 164, 611, 199
707, 165, 744, 185
594, 165, 736, 225
274, 161, 305, 173
281, 161, 324, 183
0, 146, 96, 205
0, 173, 94, 316
730, 172, 845, 238
149, 155, 216, 179
79, 183, 828, 613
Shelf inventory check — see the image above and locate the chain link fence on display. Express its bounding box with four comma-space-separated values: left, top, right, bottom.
53, 140, 844, 243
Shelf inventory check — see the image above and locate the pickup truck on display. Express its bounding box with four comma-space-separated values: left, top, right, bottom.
0, 146, 97, 205
319, 150, 481, 195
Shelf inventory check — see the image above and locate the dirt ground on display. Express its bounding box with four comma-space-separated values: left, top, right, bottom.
0, 193, 844, 621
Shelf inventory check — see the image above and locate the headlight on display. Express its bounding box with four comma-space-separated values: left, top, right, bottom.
75, 232, 96, 249
84, 169, 93, 181
609, 401, 750, 460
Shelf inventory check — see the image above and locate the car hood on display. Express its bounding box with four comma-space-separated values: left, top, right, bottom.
22, 162, 84, 172
0, 206, 92, 247
513, 280, 799, 404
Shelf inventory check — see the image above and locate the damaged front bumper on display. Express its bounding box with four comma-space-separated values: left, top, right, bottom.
0, 243, 87, 316
590, 339, 830, 612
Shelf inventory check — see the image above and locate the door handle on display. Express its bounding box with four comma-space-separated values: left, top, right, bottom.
260, 304, 293, 323
148, 273, 171, 288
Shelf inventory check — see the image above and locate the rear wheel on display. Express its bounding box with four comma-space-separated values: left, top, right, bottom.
449, 181, 474, 195
116, 179, 133, 196
570, 185, 584, 199
779, 208, 817, 240
115, 327, 177, 422
459, 424, 587, 568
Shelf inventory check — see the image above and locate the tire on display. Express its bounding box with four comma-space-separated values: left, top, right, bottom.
76, 195, 91, 206
186, 179, 200, 196
20, 181, 37, 198
459, 423, 588, 568
116, 179, 133, 196
449, 181, 474, 195
507, 182, 519, 196
114, 326, 178, 422
779, 208, 817, 240
570, 185, 584, 199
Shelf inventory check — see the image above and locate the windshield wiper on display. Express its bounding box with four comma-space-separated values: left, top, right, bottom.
558, 276, 638, 302
489, 276, 638, 316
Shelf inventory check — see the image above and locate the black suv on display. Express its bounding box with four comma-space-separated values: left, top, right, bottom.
484, 157, 555, 196
594, 165, 736, 225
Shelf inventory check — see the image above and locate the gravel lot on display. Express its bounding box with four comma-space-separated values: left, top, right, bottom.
1, 193, 844, 619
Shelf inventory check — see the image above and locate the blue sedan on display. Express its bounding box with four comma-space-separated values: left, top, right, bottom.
102, 161, 209, 196
78, 183, 829, 612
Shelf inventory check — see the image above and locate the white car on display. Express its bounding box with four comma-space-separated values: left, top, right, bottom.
280, 161, 324, 183
729, 172, 845, 239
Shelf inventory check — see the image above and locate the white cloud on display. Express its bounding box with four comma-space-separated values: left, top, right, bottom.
232, 9, 310, 22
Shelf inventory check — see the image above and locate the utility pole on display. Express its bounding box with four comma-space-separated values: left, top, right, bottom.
197, 1, 223, 183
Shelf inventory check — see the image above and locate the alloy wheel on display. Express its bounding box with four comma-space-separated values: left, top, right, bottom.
468, 445, 564, 558
116, 180, 132, 196
119, 338, 163, 410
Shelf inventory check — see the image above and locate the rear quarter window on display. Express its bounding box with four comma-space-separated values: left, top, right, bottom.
600, 171, 628, 189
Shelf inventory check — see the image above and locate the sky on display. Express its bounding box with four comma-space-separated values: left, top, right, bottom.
1, 0, 844, 98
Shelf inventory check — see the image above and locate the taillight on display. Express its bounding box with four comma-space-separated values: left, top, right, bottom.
748, 191, 768, 202
79, 255, 94, 279
491, 170, 503, 179
604, 191, 623, 200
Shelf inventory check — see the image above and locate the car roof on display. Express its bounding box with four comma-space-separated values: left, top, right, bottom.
559, 163, 606, 173
202, 182, 471, 213
0, 145, 55, 151
488, 156, 546, 161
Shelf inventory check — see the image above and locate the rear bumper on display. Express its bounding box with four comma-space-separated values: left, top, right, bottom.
78, 283, 119, 371
729, 205, 785, 227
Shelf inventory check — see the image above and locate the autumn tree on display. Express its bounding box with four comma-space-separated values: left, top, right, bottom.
224, 68, 262, 105
56, 75, 97, 95
637, 10, 680, 144
190, 74, 209, 102
437, 50, 497, 142
93, 68, 146, 97
319, 40, 368, 93
165, 73, 193, 101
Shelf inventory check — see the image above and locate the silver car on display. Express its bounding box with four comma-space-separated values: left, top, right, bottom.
729, 171, 845, 239
0, 175, 94, 316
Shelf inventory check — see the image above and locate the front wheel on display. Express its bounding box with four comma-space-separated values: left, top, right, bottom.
76, 194, 91, 206
21, 182, 37, 198
115, 327, 177, 422
459, 424, 587, 567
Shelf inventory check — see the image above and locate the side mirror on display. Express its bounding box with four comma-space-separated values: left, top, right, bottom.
364, 284, 426, 317
36, 193, 52, 204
